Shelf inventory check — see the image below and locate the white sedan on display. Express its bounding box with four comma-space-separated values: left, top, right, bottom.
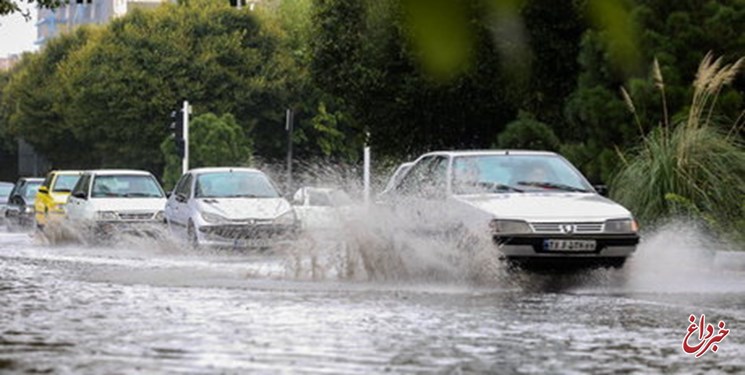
164, 167, 298, 248
65, 170, 167, 238
379, 150, 640, 268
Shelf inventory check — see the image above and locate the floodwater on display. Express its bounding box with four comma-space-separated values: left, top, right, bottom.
1, 221, 744, 374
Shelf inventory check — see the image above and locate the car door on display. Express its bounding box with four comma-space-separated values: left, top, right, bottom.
66, 174, 91, 222
165, 173, 192, 236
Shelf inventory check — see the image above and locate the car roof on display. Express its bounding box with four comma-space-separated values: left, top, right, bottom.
189, 167, 264, 174
420, 149, 559, 158
84, 169, 154, 176
0, 181, 14, 186
18, 177, 44, 182
50, 170, 83, 175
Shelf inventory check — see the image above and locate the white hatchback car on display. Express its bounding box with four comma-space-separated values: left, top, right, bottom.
380, 150, 640, 268
165, 167, 298, 248
65, 170, 167, 237
292, 186, 354, 234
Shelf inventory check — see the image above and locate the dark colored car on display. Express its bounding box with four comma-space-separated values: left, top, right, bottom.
5, 177, 44, 231
0, 181, 15, 226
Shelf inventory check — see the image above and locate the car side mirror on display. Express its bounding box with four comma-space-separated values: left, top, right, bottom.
594, 185, 608, 197
38, 186, 49, 194
165, 191, 172, 198
72, 191, 87, 199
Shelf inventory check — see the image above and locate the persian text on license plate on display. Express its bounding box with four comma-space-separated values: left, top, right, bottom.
543, 239, 597, 251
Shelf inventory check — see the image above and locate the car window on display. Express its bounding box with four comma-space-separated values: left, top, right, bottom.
42, 174, 54, 190
195, 171, 279, 198
52, 174, 82, 193
329, 190, 352, 206
0, 184, 13, 197
428, 156, 448, 193
71, 175, 91, 198
452, 155, 592, 194
308, 190, 332, 206
396, 156, 436, 196
91, 175, 165, 198
174, 174, 193, 198
21, 181, 42, 200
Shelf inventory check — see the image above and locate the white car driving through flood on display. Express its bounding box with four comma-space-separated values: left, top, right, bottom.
65, 170, 168, 238
164, 167, 298, 248
380, 150, 640, 268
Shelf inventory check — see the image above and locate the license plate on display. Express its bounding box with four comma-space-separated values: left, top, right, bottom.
543, 239, 597, 251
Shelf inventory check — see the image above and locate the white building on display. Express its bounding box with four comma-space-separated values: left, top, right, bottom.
35, 0, 166, 46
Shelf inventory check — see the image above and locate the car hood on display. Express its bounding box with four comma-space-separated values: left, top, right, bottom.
198, 197, 292, 220
89, 198, 167, 212
453, 193, 632, 221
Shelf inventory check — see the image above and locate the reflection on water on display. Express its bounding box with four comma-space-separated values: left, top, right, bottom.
0, 222, 744, 373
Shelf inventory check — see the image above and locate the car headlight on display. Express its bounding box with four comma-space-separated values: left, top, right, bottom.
274, 210, 296, 226
97, 211, 119, 221
201, 211, 227, 224
489, 219, 532, 234
154, 211, 165, 222
605, 218, 638, 233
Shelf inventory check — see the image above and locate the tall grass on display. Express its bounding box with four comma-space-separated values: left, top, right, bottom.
612, 53, 745, 241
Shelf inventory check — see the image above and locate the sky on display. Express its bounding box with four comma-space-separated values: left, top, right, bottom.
0, 5, 39, 57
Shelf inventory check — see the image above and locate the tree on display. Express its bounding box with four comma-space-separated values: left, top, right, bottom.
0, 0, 64, 18
161, 112, 253, 188
494, 111, 560, 151
1, 27, 95, 168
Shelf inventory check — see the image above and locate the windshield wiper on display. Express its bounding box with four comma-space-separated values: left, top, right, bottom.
227, 194, 259, 198
123, 192, 161, 198
515, 181, 590, 192
479, 182, 524, 193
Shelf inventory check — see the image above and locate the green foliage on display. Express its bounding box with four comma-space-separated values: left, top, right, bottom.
612, 54, 745, 241
161, 112, 253, 188
494, 112, 560, 151
0, 0, 65, 17
1, 27, 95, 168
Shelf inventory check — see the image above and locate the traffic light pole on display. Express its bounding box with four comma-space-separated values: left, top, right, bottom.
285, 108, 293, 193
182, 100, 189, 174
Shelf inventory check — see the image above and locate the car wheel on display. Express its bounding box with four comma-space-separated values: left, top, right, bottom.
187, 221, 199, 248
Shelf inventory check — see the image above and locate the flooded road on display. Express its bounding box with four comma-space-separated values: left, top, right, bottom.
1, 225, 744, 374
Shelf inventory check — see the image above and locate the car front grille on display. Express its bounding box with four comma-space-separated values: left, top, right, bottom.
118, 212, 155, 221
200, 224, 295, 239
530, 222, 605, 234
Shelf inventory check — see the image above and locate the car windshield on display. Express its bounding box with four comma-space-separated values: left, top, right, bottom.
452, 154, 592, 194
91, 175, 164, 198
195, 171, 279, 199
0, 184, 13, 198
52, 174, 81, 193
24, 181, 42, 199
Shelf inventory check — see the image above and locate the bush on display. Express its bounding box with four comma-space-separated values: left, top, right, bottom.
612, 54, 745, 243
494, 111, 560, 151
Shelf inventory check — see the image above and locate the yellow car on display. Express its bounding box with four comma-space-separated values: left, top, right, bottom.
34, 170, 83, 229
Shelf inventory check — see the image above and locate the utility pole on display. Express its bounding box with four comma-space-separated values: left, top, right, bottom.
182, 100, 190, 174
363, 132, 371, 206
285, 108, 294, 193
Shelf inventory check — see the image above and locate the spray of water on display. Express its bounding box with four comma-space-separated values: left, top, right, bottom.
25, 160, 743, 292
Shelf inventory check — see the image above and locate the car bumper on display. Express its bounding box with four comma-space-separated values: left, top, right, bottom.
197, 223, 299, 248
494, 234, 639, 258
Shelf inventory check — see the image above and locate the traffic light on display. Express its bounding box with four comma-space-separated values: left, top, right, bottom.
169, 109, 185, 158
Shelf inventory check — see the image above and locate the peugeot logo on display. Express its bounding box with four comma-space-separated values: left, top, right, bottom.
560, 224, 576, 234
